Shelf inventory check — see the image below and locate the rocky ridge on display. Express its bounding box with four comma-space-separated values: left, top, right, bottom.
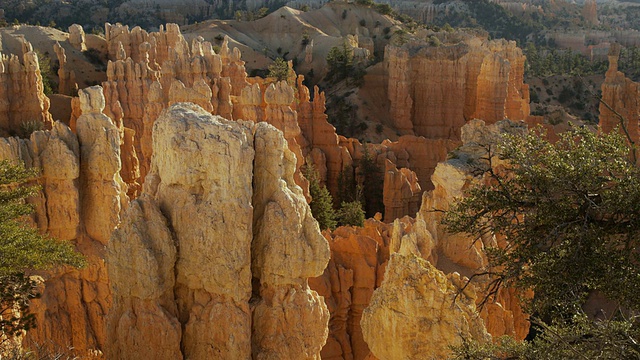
306, 120, 531, 360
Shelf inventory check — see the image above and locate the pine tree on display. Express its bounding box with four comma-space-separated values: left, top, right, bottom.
337, 201, 365, 227
445, 126, 640, 359
304, 164, 337, 230
0, 160, 85, 342
268, 57, 291, 82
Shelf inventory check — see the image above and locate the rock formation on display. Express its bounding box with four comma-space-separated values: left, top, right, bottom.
361, 252, 491, 360
599, 44, 639, 146
68, 24, 87, 51
382, 160, 421, 222
0, 86, 125, 355
76, 86, 127, 244
384, 31, 530, 139
0, 39, 53, 136
310, 120, 532, 360
309, 219, 393, 360
582, 0, 599, 26
53, 42, 78, 96
98, 21, 470, 221
107, 103, 330, 359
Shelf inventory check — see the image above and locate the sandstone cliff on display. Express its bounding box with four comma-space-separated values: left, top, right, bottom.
0, 86, 125, 355
361, 252, 491, 360
599, 44, 639, 146
107, 103, 330, 359
384, 31, 530, 139
0, 38, 53, 135
309, 120, 532, 360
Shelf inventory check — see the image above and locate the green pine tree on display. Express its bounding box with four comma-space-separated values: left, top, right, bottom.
304, 164, 337, 230
268, 57, 291, 82
0, 160, 85, 341
337, 201, 365, 227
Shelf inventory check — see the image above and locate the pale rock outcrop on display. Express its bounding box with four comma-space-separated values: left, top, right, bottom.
106, 195, 182, 360
361, 252, 491, 360
252, 121, 330, 359
69, 24, 87, 51
313, 120, 531, 360
76, 86, 127, 245
415, 119, 530, 341
34, 122, 81, 240
599, 44, 639, 145
102, 25, 243, 185
384, 31, 529, 139
0, 39, 53, 135
108, 103, 330, 359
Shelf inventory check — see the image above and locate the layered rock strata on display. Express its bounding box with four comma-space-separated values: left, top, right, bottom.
98, 21, 464, 220
385, 31, 530, 139
107, 103, 330, 359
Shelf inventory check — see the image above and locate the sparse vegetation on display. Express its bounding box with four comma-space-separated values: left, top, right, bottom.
358, 147, 384, 218
35, 51, 54, 96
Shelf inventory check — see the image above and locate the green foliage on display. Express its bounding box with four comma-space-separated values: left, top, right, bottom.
301, 32, 311, 46
19, 120, 44, 138
0, 161, 85, 276
355, 0, 374, 6
358, 147, 384, 218
0, 160, 85, 342
337, 167, 358, 205
268, 57, 291, 82
374, 3, 393, 16
443, 126, 640, 318
337, 201, 365, 227
524, 42, 608, 78
325, 42, 367, 86
326, 43, 354, 82
450, 333, 528, 359
305, 164, 337, 230
432, 0, 540, 45
82, 48, 105, 67
451, 315, 640, 359
445, 126, 640, 359
618, 46, 640, 82
35, 51, 53, 96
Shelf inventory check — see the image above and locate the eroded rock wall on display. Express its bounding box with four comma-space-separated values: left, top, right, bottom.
384, 32, 529, 140
0, 86, 124, 355
107, 103, 330, 359
0, 39, 53, 136
599, 44, 639, 145
311, 120, 532, 360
